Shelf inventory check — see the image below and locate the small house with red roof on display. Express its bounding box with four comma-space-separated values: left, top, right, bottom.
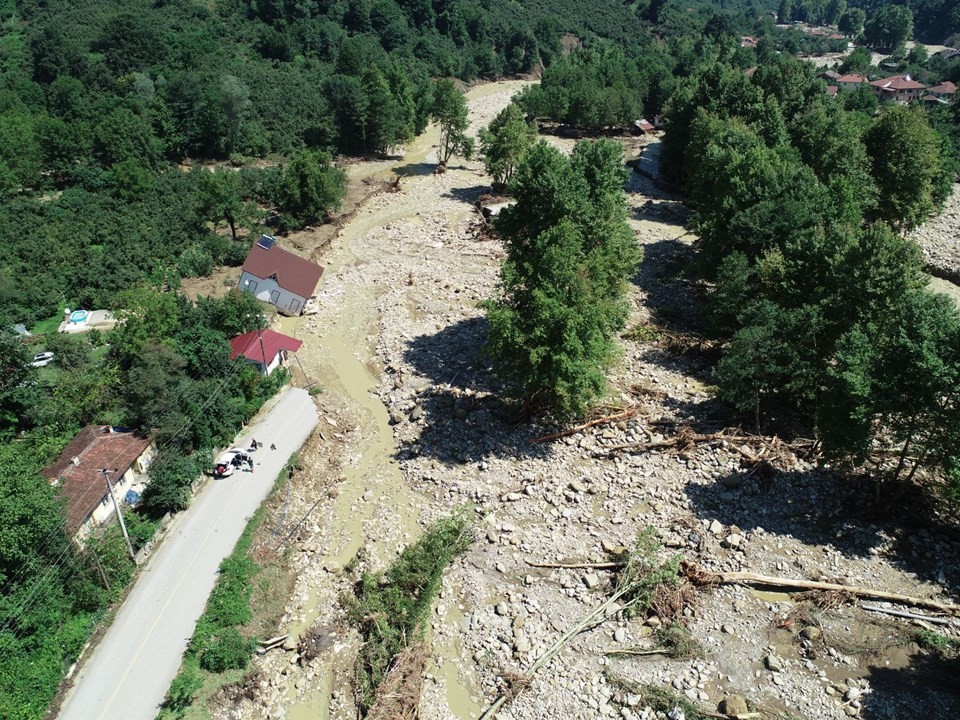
229, 328, 303, 376
238, 235, 324, 316
835, 73, 868, 90
42, 426, 156, 542
870, 74, 926, 103
631, 119, 655, 135
926, 81, 956, 101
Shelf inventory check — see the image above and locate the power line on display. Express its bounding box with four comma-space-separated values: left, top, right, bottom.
1, 320, 274, 643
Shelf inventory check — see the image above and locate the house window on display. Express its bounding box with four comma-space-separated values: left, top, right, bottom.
246, 279, 258, 293
270, 290, 281, 304
289, 299, 301, 314
101, 495, 110, 507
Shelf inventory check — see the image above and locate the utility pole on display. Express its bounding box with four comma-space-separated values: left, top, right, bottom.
257, 327, 268, 377
102, 468, 136, 562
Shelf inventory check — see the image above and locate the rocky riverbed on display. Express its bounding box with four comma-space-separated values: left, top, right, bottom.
211, 81, 960, 720
912, 183, 960, 285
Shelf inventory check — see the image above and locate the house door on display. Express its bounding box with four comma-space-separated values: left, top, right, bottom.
289, 299, 301, 314
269, 290, 281, 304
246, 279, 258, 294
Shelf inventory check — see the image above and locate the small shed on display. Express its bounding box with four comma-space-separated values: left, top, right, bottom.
631, 119, 656, 136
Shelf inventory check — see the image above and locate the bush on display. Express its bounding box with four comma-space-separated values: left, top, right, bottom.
199, 628, 254, 673
165, 664, 203, 711
350, 514, 471, 712
177, 244, 215, 278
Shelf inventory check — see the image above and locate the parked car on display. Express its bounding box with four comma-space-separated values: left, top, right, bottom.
31, 351, 55, 367
212, 448, 249, 478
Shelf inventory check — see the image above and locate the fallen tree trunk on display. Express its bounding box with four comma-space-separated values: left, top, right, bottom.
683, 562, 959, 615
860, 603, 960, 626
530, 409, 638, 444
525, 560, 624, 570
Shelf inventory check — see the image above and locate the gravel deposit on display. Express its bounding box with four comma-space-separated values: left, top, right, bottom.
911, 183, 960, 284
212, 81, 960, 720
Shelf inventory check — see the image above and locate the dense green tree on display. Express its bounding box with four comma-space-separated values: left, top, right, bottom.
824, 0, 846, 26
219, 76, 252, 157
864, 5, 913, 51
789, 103, 875, 211
196, 169, 256, 242
431, 78, 473, 166
92, 107, 164, 169
278, 150, 347, 227
479, 103, 537, 190
838, 7, 865, 36
484, 140, 640, 418
778, 0, 794, 23
360, 66, 409, 155
864, 105, 949, 229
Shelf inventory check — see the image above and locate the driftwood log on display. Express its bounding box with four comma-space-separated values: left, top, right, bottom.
683, 561, 960, 615
530, 409, 639, 444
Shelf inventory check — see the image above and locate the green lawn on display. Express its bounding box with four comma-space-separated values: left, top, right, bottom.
30, 306, 65, 334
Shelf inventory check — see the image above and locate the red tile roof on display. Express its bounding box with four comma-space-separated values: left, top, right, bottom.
241, 239, 324, 299
836, 74, 868, 84
870, 74, 926, 91
229, 329, 303, 365
928, 81, 957, 95
42, 427, 153, 534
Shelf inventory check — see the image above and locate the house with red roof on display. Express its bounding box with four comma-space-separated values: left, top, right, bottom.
926, 81, 956, 101
229, 328, 303, 376
238, 235, 324, 316
42, 426, 156, 542
835, 73, 868, 90
870, 74, 926, 103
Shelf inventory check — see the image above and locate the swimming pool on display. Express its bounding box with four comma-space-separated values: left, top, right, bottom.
69, 309, 88, 323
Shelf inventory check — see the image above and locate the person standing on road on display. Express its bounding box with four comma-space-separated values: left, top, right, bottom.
248, 456, 254, 473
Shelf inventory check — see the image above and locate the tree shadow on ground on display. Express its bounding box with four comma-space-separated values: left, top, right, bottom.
861, 648, 960, 719
442, 185, 491, 205
684, 464, 960, 593
632, 199, 690, 229
400, 316, 552, 463
392, 162, 435, 178
633, 237, 710, 336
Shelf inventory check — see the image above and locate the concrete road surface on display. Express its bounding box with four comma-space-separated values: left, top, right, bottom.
57, 388, 318, 720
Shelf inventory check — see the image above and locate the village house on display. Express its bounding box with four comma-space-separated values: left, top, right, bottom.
835, 73, 869, 91
42, 426, 156, 543
237, 235, 324, 316
229, 328, 303, 376
869, 74, 926, 103
926, 80, 956, 102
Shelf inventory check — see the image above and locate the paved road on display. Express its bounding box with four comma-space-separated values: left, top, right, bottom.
57, 388, 318, 720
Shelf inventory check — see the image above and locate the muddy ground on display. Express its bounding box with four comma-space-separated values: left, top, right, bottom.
207, 80, 960, 720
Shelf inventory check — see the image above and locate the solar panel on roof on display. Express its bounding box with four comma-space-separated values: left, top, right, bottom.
257, 235, 277, 250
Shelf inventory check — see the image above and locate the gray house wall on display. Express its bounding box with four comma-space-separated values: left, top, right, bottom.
238, 271, 307, 315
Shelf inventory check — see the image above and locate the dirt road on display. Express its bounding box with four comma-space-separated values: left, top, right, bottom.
56, 389, 317, 720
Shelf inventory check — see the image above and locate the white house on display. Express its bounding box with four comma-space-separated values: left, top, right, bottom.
229, 328, 302, 376
237, 235, 324, 316
42, 426, 156, 543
